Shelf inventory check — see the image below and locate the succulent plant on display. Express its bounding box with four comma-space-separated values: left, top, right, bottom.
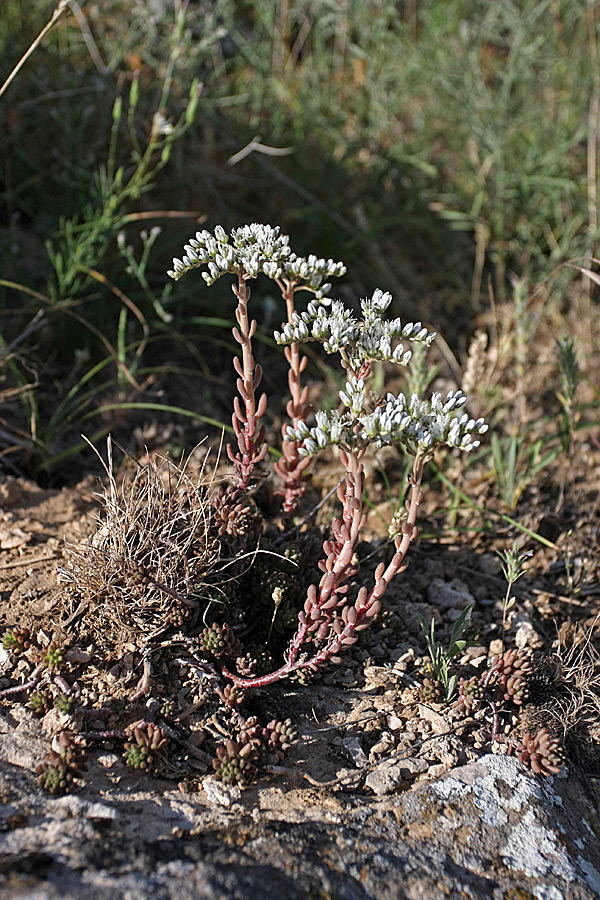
36, 731, 88, 795
199, 622, 242, 660
515, 727, 565, 777
452, 675, 483, 716
28, 690, 54, 717
504, 673, 529, 705
123, 723, 168, 771
489, 648, 532, 680
219, 683, 246, 708
486, 648, 532, 704
159, 700, 175, 719
165, 602, 192, 628
234, 716, 263, 748
2, 626, 34, 655
235, 648, 274, 679
37, 762, 73, 795
55, 693, 77, 714
419, 676, 445, 704
39, 641, 65, 673
213, 486, 262, 540
212, 739, 258, 787
262, 718, 298, 753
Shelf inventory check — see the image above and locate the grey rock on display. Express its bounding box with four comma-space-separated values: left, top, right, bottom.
341, 734, 369, 768
428, 578, 474, 610
365, 761, 406, 795
0, 726, 599, 900
202, 776, 241, 808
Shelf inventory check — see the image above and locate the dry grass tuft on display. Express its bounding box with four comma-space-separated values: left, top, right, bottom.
554, 616, 600, 736
62, 438, 222, 648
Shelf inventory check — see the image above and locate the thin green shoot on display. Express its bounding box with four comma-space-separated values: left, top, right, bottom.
496, 541, 533, 651
417, 604, 474, 702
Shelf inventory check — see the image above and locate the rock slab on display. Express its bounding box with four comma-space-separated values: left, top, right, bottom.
1, 731, 599, 900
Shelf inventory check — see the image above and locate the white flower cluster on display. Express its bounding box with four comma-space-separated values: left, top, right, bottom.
359, 388, 488, 453
285, 379, 487, 458
167, 223, 345, 294
274, 288, 436, 369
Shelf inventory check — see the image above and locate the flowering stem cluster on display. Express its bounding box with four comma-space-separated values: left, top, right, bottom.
168, 224, 488, 688
168, 224, 345, 504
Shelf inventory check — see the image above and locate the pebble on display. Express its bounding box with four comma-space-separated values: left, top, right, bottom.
365, 763, 405, 796
460, 644, 487, 662
341, 735, 369, 768
417, 705, 447, 734
391, 647, 415, 670
399, 757, 429, 775
369, 732, 396, 759
446, 607, 465, 622
429, 736, 458, 767
52, 796, 118, 822
97, 753, 120, 769
386, 714, 404, 731
478, 553, 503, 576
202, 776, 241, 808
106, 666, 120, 683
427, 578, 474, 611
513, 614, 545, 650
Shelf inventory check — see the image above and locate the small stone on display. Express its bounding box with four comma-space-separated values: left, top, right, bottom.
0, 527, 30, 549
399, 757, 429, 775
52, 797, 118, 822
203, 775, 241, 807
335, 768, 362, 789
369, 732, 396, 759
365, 763, 405, 796
0, 480, 23, 508
85, 802, 119, 822
417, 705, 447, 734
364, 665, 391, 687
513, 615, 544, 650
187, 730, 206, 748
429, 736, 458, 767
97, 754, 120, 769
342, 735, 369, 768
488, 639, 503, 656
479, 553, 503, 577
428, 578, 474, 611
387, 714, 404, 731
446, 607, 465, 622
338, 668, 355, 684
391, 646, 415, 670
106, 666, 120, 683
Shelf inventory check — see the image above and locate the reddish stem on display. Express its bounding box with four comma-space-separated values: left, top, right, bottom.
0, 662, 45, 698
222, 451, 426, 688
228, 273, 269, 490
274, 282, 313, 514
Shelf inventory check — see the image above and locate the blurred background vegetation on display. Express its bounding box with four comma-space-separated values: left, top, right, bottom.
0, 0, 598, 493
